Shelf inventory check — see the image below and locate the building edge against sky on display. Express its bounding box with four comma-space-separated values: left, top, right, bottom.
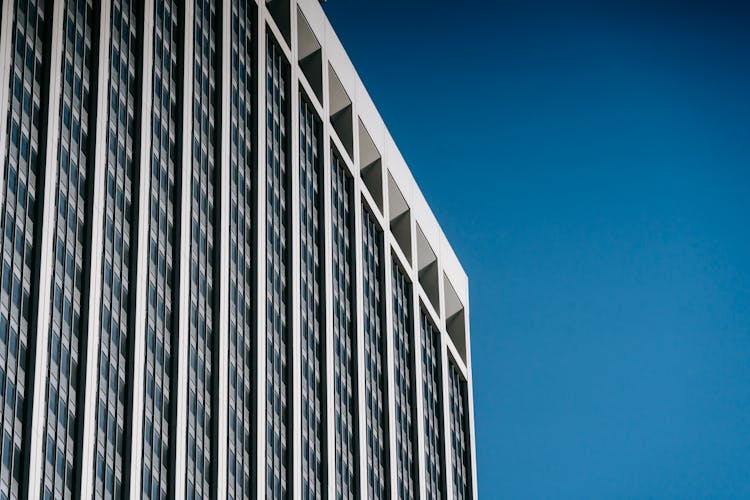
0, 0, 477, 498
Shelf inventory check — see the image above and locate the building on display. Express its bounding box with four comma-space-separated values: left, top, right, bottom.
0, 0, 477, 498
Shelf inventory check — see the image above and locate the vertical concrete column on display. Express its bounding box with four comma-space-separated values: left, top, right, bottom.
346, 81, 360, 500
26, 0, 65, 496
322, 158, 336, 500
352, 181, 368, 500
411, 236, 428, 499
254, 8, 268, 498
128, 0, 155, 495
439, 332, 454, 500
412, 305, 428, 500
464, 302, 479, 500
216, 0, 232, 497
433, 255, 448, 499
437, 257, 453, 500
78, 0, 113, 496
437, 264, 453, 500
319, 52, 337, 500
287, 9, 303, 498
0, 0, 14, 203
381, 219, 399, 500
126, 0, 156, 497
175, 0, 195, 496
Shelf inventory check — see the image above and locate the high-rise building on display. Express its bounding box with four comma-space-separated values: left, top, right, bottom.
0, 0, 477, 498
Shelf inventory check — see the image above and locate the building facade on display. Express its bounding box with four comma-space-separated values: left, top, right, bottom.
0, 0, 477, 498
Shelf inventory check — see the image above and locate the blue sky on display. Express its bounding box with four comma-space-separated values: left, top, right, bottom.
322, 1, 750, 498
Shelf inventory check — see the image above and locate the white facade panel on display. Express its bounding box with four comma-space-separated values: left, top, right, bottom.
0, 1, 476, 498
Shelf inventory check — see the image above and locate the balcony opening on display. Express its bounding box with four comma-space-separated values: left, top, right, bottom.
358, 119, 383, 212
328, 64, 353, 158
388, 172, 411, 264
296, 7, 322, 102
416, 225, 440, 315
444, 274, 467, 361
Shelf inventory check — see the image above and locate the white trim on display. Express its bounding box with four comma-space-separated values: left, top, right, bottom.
174, 0, 195, 495
254, 9, 268, 499
439, 329, 455, 500
382, 247, 398, 500
352, 165, 368, 500
319, 44, 336, 500
412, 279, 428, 499
127, 0, 155, 494
289, 9, 302, 495
464, 301, 479, 500
216, 0, 232, 499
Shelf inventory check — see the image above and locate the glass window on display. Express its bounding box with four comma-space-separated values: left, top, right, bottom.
331, 151, 358, 498
265, 34, 291, 500
362, 209, 388, 498
299, 94, 325, 498
449, 364, 472, 500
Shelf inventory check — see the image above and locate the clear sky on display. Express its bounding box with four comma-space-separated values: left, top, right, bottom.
322, 1, 750, 498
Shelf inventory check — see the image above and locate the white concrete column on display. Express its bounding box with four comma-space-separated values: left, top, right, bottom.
288, 9, 302, 497
127, 0, 155, 495
27, 0, 65, 497
412, 298, 428, 500
436, 254, 453, 500
377, 142, 399, 500
352, 182, 368, 500
0, 0, 14, 204
78, 0, 113, 496
383, 248, 398, 500
320, 64, 337, 500
439, 332, 455, 500
175, 0, 195, 496
344, 72, 359, 500
430, 255, 447, 499
409, 224, 428, 499
216, 0, 232, 497
254, 8, 268, 499
464, 303, 478, 500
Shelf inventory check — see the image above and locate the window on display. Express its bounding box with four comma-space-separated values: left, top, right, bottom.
449, 363, 472, 500
299, 93, 325, 498
266, 34, 291, 500
331, 150, 358, 497
38, 1, 94, 496
141, 0, 179, 495
421, 313, 444, 500
362, 209, 388, 498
